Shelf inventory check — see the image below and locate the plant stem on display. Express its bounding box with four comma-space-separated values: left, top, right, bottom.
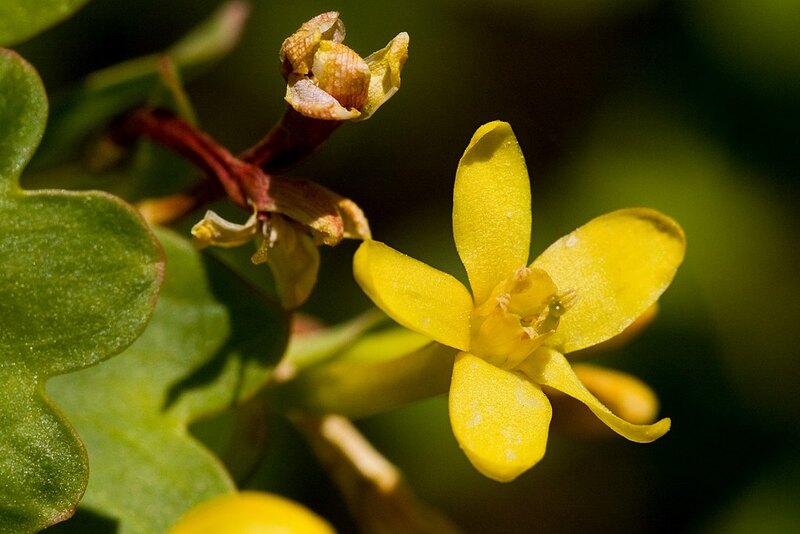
293, 414, 463, 534
121, 108, 277, 223
239, 108, 343, 172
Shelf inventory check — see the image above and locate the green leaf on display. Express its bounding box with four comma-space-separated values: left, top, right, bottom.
0, 50, 163, 532
47, 229, 289, 533
30, 0, 250, 170
0, 0, 91, 46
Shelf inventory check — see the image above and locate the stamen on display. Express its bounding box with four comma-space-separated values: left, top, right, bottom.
549, 289, 578, 317
495, 293, 510, 311
537, 289, 578, 333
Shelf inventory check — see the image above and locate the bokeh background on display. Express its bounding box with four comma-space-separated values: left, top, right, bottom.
16, 0, 800, 532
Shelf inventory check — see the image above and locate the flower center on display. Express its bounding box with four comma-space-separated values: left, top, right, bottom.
470, 267, 575, 370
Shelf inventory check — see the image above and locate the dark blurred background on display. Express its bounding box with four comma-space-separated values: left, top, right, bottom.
16, 0, 800, 532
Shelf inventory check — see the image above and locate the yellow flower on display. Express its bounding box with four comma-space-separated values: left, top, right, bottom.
353, 121, 685, 482
281, 11, 409, 121
167, 491, 335, 534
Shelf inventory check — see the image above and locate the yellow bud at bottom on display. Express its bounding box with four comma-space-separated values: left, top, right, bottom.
167, 491, 335, 534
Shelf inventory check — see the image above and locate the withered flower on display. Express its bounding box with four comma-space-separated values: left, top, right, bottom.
191, 176, 370, 309
280, 12, 409, 121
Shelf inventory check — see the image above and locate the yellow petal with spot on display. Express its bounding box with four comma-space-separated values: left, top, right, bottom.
532, 208, 685, 353
450, 352, 551, 482
520, 347, 670, 442
168, 491, 335, 534
353, 240, 472, 351
453, 121, 532, 305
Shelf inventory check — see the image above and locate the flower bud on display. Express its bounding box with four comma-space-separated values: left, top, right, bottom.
168, 491, 334, 534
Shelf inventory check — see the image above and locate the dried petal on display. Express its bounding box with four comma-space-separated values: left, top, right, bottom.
280, 11, 345, 77
285, 74, 361, 120
279, 12, 406, 121
190, 210, 258, 249
336, 196, 371, 240
311, 41, 370, 111
355, 32, 410, 121
253, 215, 320, 309
270, 176, 345, 246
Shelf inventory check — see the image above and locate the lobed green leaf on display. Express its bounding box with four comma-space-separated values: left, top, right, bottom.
0, 50, 163, 532
47, 229, 289, 533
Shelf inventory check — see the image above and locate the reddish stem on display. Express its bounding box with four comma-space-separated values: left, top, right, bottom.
240, 108, 343, 172
123, 108, 274, 212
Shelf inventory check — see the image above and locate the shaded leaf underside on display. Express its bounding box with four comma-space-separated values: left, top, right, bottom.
47, 229, 289, 533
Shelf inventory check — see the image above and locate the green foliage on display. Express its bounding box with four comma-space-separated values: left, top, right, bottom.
31, 0, 249, 171
0, 0, 91, 46
0, 50, 163, 532
2, 0, 796, 532
47, 229, 289, 533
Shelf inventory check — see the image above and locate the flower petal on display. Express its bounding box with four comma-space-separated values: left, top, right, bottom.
355, 32, 410, 121
547, 364, 662, 438
270, 176, 344, 246
280, 11, 345, 77
335, 196, 371, 240
532, 208, 685, 353
253, 215, 320, 309
520, 347, 670, 443
285, 74, 361, 121
453, 121, 532, 304
311, 41, 370, 111
569, 303, 659, 360
573, 364, 661, 424
449, 352, 551, 482
190, 210, 257, 248
353, 240, 472, 351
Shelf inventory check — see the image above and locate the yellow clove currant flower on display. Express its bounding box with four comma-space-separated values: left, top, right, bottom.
353, 121, 686, 482
281, 11, 409, 121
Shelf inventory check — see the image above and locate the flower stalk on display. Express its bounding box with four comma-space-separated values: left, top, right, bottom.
293, 414, 462, 534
